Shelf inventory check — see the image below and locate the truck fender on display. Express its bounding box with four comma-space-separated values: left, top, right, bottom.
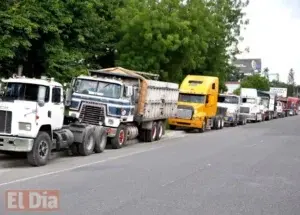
68, 123, 96, 144
38, 124, 52, 141
53, 129, 74, 150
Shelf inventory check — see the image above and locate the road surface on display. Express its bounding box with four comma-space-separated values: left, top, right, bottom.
1, 116, 300, 214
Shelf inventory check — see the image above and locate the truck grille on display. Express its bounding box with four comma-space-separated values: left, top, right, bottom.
240, 107, 250, 113
0, 110, 12, 133
79, 104, 105, 125
176, 105, 193, 119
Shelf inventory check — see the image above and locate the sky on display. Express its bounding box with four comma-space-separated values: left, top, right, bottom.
237, 0, 300, 84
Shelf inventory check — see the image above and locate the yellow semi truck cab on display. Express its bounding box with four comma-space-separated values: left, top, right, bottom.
168, 75, 226, 132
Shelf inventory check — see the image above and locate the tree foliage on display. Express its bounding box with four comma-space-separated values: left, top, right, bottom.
115, 0, 249, 87
0, 0, 248, 85
233, 74, 270, 95
0, 0, 120, 81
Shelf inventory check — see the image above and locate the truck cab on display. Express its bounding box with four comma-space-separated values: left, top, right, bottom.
0, 76, 64, 142
65, 74, 135, 138
168, 75, 226, 132
0, 76, 72, 166
239, 88, 263, 122
218, 94, 246, 126
0, 76, 108, 167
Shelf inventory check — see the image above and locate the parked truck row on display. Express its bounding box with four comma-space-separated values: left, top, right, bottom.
0, 68, 298, 167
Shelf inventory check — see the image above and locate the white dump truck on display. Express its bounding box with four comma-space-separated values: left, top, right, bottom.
65, 67, 179, 149
239, 88, 263, 122
217, 93, 247, 126
0, 76, 107, 166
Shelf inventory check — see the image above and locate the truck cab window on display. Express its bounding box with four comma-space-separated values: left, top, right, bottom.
178, 93, 205, 104
38, 86, 50, 102
3, 83, 49, 102
52, 87, 61, 103
212, 83, 215, 89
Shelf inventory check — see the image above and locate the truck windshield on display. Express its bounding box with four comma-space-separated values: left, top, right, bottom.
218, 96, 239, 104
74, 79, 122, 99
2, 82, 48, 102
178, 93, 205, 103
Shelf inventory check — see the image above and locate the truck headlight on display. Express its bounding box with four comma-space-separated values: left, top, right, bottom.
19, 122, 31, 131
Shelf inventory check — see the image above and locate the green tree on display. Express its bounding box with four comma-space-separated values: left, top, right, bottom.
233, 74, 270, 94
115, 0, 248, 86
0, 0, 120, 81
240, 74, 270, 90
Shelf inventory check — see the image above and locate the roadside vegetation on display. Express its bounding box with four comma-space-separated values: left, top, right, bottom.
0, 0, 249, 90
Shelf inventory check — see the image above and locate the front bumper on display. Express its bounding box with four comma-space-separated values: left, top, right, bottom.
105, 127, 117, 137
0, 136, 34, 152
223, 116, 235, 124
239, 113, 256, 121
168, 117, 203, 129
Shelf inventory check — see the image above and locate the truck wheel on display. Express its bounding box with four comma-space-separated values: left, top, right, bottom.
216, 118, 221, 129
199, 119, 206, 133
220, 118, 224, 129
156, 121, 164, 141
27, 132, 51, 167
111, 125, 127, 149
232, 115, 237, 127
145, 122, 157, 142
243, 118, 247, 125
94, 126, 107, 153
79, 126, 96, 156
212, 118, 218, 130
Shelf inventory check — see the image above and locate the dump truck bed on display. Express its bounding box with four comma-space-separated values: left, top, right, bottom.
89, 67, 179, 122
140, 79, 179, 122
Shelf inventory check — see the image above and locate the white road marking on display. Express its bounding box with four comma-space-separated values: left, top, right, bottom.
0, 145, 166, 187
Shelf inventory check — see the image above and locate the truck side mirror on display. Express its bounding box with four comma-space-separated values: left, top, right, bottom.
65, 88, 72, 106
125, 86, 133, 97
206, 96, 209, 104
242, 98, 247, 103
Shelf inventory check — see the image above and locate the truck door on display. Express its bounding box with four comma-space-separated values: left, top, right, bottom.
51, 86, 64, 130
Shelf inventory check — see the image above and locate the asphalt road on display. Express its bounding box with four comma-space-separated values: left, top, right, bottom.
1, 116, 300, 214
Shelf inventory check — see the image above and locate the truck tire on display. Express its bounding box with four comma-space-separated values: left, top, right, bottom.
111, 125, 127, 149
27, 132, 51, 167
94, 126, 107, 153
70, 144, 80, 156
232, 115, 238, 127
145, 122, 157, 142
212, 118, 218, 130
155, 121, 164, 141
79, 126, 96, 156
220, 118, 224, 129
199, 119, 206, 133
216, 118, 221, 129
